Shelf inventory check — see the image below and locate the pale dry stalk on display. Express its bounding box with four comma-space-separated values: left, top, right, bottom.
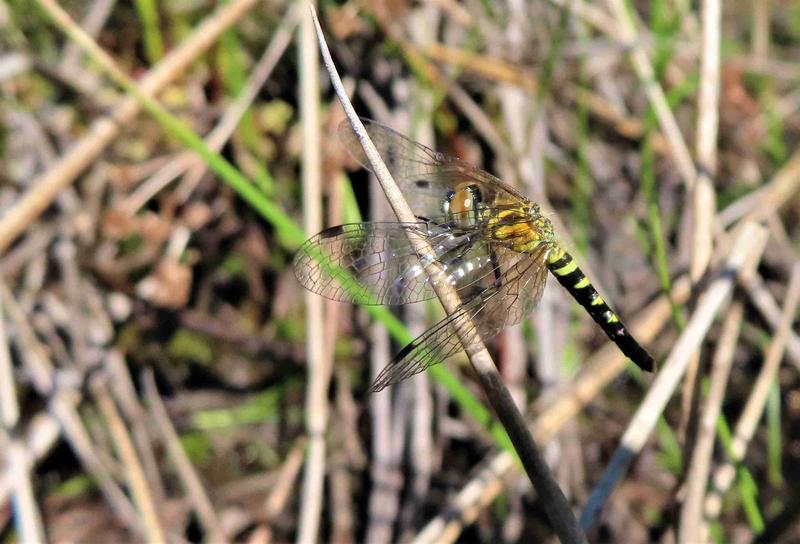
297, 2, 328, 542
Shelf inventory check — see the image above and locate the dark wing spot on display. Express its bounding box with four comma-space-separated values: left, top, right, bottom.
319, 225, 347, 239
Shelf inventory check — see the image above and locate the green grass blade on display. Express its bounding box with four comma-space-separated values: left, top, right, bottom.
133, 0, 164, 63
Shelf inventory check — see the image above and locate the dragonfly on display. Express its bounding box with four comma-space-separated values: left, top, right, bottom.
294, 119, 655, 392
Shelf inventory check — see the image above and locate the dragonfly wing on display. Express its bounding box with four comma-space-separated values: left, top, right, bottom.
294, 221, 503, 305
339, 119, 530, 219
370, 244, 550, 391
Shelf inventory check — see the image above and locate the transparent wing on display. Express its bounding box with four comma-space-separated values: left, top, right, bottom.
293, 218, 514, 306
339, 119, 531, 219
369, 244, 550, 391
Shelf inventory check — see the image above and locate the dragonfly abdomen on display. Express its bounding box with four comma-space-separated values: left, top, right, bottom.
546, 247, 655, 372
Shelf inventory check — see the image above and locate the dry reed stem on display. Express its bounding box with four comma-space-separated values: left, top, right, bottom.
366, 317, 401, 543
143, 369, 228, 543
393, 42, 438, 535
297, 2, 328, 542
678, 302, 744, 542
721, 263, 800, 488
310, 6, 585, 542
690, 0, 721, 282
414, 273, 692, 542
0, 0, 259, 255
363, 107, 402, 541
413, 452, 508, 544
0, 282, 55, 393
579, 222, 768, 529
93, 379, 166, 543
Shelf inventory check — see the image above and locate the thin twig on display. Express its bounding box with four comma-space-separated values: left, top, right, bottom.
310, 5, 585, 543
579, 222, 769, 530
105, 351, 166, 507
0, 291, 19, 427
0, 283, 143, 532
0, 412, 60, 511
265, 437, 307, 523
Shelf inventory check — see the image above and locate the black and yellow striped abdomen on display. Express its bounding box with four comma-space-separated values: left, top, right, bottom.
546, 247, 655, 372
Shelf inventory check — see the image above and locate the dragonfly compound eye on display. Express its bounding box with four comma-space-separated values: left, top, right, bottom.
447, 185, 482, 225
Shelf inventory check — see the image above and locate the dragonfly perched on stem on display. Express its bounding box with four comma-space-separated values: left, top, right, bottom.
294, 119, 655, 392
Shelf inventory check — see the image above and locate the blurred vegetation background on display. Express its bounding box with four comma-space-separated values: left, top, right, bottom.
0, 0, 799, 542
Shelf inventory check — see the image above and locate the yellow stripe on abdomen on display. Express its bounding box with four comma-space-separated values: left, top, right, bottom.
546, 246, 655, 371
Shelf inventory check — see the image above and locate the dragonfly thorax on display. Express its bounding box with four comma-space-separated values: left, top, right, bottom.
484, 204, 556, 254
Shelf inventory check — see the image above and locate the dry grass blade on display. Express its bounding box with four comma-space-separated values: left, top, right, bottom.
742, 273, 800, 369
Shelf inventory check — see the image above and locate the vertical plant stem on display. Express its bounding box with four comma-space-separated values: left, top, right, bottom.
690, 0, 721, 282
297, 1, 327, 543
